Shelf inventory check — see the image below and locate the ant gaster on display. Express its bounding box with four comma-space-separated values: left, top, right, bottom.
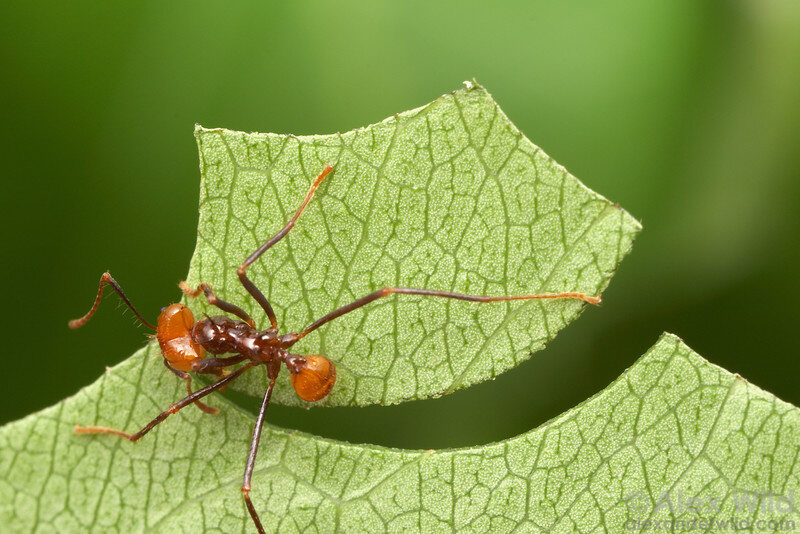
69, 164, 601, 533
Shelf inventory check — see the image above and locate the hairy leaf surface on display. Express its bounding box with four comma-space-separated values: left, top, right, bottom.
186, 82, 640, 406
2, 334, 798, 532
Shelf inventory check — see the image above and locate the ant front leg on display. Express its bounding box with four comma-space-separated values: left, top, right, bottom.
292, 287, 602, 342
163, 360, 219, 414
180, 281, 255, 328
237, 164, 334, 330
75, 363, 254, 442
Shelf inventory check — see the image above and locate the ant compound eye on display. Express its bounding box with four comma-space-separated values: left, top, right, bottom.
290, 354, 336, 402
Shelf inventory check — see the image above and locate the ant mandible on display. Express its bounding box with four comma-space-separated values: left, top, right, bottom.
69, 164, 601, 533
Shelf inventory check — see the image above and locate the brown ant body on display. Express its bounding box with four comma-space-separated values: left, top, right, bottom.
69, 164, 600, 533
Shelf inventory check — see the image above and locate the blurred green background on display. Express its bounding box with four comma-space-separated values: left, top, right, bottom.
1, 0, 798, 450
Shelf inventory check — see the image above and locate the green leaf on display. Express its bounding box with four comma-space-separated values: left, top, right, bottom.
186, 82, 640, 406
2, 334, 798, 532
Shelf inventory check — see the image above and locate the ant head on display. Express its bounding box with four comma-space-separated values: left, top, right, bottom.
289, 354, 336, 402
157, 303, 195, 337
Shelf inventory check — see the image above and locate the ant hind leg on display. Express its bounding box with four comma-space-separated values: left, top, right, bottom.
241, 361, 280, 534
293, 287, 601, 342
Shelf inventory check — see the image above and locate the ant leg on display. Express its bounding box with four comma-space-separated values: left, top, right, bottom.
69, 271, 155, 330
293, 287, 601, 341
163, 360, 219, 414
241, 361, 280, 534
237, 164, 334, 330
190, 355, 247, 374
75, 362, 254, 442
180, 281, 255, 328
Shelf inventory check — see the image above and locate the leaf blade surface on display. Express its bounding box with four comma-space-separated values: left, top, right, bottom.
2, 334, 799, 532
187, 83, 640, 405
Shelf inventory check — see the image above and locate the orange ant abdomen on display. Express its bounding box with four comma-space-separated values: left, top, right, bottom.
156, 303, 205, 372
290, 354, 336, 402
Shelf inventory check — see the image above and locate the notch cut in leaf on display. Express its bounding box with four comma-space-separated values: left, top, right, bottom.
186, 82, 640, 406
2, 334, 798, 532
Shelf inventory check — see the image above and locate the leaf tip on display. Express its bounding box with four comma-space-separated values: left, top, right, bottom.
658, 331, 684, 345
462, 78, 483, 91
194, 124, 224, 138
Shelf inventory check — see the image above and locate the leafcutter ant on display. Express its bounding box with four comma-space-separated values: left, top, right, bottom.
69, 164, 600, 533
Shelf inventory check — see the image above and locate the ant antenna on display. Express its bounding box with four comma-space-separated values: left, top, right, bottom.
69, 272, 156, 331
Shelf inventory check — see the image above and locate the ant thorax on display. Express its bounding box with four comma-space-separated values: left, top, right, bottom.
191, 315, 283, 362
